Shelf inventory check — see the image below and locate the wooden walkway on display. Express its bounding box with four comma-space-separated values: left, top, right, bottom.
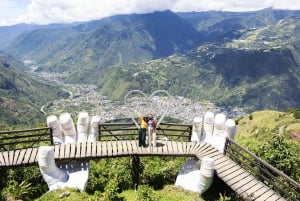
0, 140, 285, 201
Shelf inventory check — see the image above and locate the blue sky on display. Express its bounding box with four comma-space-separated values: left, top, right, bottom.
1, 0, 300, 26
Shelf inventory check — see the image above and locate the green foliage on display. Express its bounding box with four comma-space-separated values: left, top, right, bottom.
136, 185, 161, 201
236, 110, 300, 182
86, 158, 132, 194
3, 180, 37, 201
0, 52, 68, 128
140, 157, 185, 189
35, 188, 89, 201
293, 109, 300, 119
256, 134, 300, 180
1, 167, 48, 200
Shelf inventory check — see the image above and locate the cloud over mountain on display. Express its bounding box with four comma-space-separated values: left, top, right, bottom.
2, 0, 300, 26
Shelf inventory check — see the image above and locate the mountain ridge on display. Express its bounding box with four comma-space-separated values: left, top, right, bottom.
2, 9, 300, 114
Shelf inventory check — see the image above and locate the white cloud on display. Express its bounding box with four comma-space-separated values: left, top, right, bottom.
1, 0, 300, 26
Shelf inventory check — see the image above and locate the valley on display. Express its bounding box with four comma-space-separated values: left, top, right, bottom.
26, 60, 244, 123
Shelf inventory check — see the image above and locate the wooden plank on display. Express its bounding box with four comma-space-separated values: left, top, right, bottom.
2, 151, 9, 166
214, 157, 235, 171
176, 141, 184, 155
0, 152, 6, 166
91, 142, 97, 157
198, 148, 220, 158
96, 142, 102, 157
181, 142, 188, 154
22, 148, 33, 165
162, 141, 169, 155
29, 147, 38, 164
218, 164, 243, 179
16, 149, 26, 165
111, 141, 118, 156
59, 144, 65, 159
81, 142, 87, 158
171, 141, 178, 155
217, 162, 240, 176
131, 140, 138, 155
54, 145, 60, 158
190, 142, 203, 154
224, 169, 250, 186
235, 178, 261, 195
101, 141, 108, 157
9, 150, 15, 166
157, 141, 164, 155
265, 193, 285, 201
105, 141, 112, 157
231, 174, 257, 191
204, 150, 224, 159
86, 142, 92, 157
75, 143, 82, 158
126, 140, 133, 155
121, 141, 129, 155
187, 142, 195, 154
65, 143, 71, 158
164, 141, 171, 155
70, 143, 76, 158
119, 141, 125, 155
243, 183, 265, 200
197, 143, 214, 154
211, 154, 229, 165
255, 187, 276, 201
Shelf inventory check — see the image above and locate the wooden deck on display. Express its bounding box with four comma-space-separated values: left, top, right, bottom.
0, 140, 285, 200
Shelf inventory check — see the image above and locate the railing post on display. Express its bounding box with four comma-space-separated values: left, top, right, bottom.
188, 125, 192, 142
98, 124, 101, 141
223, 137, 230, 155
49, 127, 54, 145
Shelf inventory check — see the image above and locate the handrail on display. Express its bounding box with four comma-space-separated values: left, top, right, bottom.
0, 127, 53, 151
98, 122, 192, 141
224, 137, 300, 201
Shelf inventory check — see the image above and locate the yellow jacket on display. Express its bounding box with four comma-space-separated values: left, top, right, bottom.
138, 116, 148, 129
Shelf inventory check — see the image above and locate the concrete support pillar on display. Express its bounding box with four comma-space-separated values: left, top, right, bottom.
131, 155, 140, 189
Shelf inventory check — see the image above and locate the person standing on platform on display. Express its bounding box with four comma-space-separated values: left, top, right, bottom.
147, 113, 157, 146
136, 111, 148, 147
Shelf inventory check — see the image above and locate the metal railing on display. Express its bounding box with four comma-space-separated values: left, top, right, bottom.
98, 122, 192, 142
0, 127, 53, 151
224, 137, 300, 201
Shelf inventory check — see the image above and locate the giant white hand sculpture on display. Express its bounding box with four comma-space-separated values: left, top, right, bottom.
191, 111, 236, 153
175, 156, 214, 193
39, 112, 100, 191
177, 111, 236, 194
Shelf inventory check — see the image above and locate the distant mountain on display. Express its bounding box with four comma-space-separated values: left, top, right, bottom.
3, 8, 300, 113
0, 51, 69, 128
96, 16, 300, 112
178, 8, 300, 42
0, 23, 75, 50
5, 10, 203, 77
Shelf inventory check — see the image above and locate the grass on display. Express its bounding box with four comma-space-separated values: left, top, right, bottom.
235, 110, 300, 150
34, 175, 237, 201
119, 185, 202, 201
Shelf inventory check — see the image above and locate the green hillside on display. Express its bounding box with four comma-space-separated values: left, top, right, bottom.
6, 11, 202, 75
235, 110, 300, 183
0, 52, 69, 129
96, 16, 300, 112
3, 9, 300, 113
